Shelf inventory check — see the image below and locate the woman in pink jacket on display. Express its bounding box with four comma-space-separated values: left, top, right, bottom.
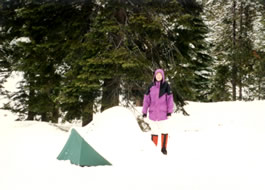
142, 69, 174, 155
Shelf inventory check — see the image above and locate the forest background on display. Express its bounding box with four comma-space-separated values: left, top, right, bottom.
1, 0, 265, 126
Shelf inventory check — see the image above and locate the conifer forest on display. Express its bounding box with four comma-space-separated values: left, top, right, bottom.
1, 0, 265, 125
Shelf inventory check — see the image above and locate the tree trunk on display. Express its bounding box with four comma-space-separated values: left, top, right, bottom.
238, 72, 242, 100
82, 102, 93, 127
41, 112, 48, 122
26, 85, 35, 120
51, 106, 59, 123
238, 2, 243, 101
27, 111, 35, 120
135, 97, 142, 107
101, 78, 120, 112
232, 0, 237, 101
99, 7, 126, 112
82, 112, 93, 127
258, 76, 261, 100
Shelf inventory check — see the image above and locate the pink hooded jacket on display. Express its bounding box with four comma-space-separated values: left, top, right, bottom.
142, 69, 174, 121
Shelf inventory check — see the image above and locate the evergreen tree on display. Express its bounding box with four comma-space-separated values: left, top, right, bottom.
202, 0, 264, 101
2, 0, 213, 124
5, 1, 90, 122
244, 2, 265, 100
210, 64, 231, 101
0, 7, 10, 95
54, 0, 96, 126
0, 0, 24, 97
61, 0, 212, 119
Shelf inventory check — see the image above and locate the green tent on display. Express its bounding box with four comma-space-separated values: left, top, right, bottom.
57, 128, 111, 167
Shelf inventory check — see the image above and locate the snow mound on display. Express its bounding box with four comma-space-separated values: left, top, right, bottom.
86, 106, 142, 134
72, 106, 161, 166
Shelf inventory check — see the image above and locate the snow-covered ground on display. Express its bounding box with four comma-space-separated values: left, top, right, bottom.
1, 99, 265, 190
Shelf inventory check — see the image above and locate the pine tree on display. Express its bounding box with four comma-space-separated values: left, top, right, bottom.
55, 1, 96, 126
6, 1, 89, 122
2, 0, 213, 124
202, 0, 264, 101
0, 0, 24, 97
82, 0, 212, 107
210, 64, 231, 101
60, 0, 212, 120
244, 2, 265, 100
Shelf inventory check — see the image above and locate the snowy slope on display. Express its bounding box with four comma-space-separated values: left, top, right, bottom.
1, 101, 265, 190
74, 106, 163, 166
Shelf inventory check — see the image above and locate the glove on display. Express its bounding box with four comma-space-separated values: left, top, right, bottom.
143, 113, 147, 118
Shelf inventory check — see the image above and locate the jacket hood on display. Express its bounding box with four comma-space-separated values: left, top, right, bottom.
153, 69, 165, 83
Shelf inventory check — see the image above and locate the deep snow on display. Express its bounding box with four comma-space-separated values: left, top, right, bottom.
1, 100, 265, 190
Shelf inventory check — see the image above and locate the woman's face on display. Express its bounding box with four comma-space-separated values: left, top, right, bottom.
155, 72, 163, 82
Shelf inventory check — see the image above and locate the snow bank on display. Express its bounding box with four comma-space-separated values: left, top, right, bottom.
1, 101, 265, 190
72, 106, 162, 166
0, 120, 69, 190
169, 101, 265, 132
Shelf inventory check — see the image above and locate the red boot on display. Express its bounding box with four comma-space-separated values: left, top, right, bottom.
151, 134, 158, 146
161, 134, 168, 155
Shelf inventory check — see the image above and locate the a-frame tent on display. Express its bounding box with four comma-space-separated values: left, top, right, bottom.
57, 128, 111, 167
